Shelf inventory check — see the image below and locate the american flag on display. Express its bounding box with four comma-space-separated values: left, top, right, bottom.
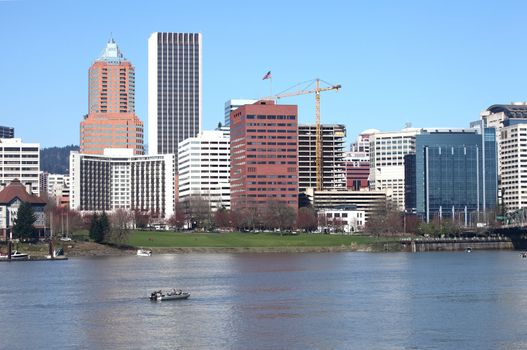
262, 71, 272, 80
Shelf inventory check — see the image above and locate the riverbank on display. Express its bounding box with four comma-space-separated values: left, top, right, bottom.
2, 232, 516, 258
1, 232, 390, 258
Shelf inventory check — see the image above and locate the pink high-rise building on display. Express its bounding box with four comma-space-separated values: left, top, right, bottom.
80, 39, 144, 155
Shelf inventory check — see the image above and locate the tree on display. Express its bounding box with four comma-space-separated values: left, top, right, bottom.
99, 212, 111, 241
263, 201, 296, 232
168, 202, 186, 230
133, 209, 150, 229
236, 207, 261, 231
109, 209, 133, 243
89, 213, 104, 243
297, 207, 318, 232
214, 207, 231, 229
188, 196, 213, 230
365, 200, 403, 237
13, 201, 37, 240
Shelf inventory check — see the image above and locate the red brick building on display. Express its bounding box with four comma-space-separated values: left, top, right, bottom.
230, 100, 298, 212
345, 154, 370, 190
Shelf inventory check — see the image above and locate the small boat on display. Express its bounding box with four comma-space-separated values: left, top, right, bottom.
465, 247, 472, 253
9, 250, 30, 260
520, 252, 527, 259
149, 289, 190, 301
137, 249, 152, 257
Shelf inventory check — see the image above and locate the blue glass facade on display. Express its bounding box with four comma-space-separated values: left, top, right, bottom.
411, 129, 497, 222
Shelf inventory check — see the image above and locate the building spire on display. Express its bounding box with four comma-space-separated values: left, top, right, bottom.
97, 36, 125, 62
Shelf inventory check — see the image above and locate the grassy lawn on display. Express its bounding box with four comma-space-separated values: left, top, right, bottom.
126, 230, 392, 248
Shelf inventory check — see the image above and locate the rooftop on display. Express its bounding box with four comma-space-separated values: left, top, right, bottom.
0, 179, 46, 205
487, 103, 527, 118
96, 38, 126, 63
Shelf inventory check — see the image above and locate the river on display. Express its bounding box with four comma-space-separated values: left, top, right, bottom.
1, 251, 527, 349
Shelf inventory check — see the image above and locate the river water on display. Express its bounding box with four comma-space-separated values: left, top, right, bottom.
1, 251, 527, 349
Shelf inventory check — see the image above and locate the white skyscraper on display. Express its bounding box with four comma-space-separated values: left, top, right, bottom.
148, 32, 202, 162
178, 129, 230, 210
369, 128, 420, 210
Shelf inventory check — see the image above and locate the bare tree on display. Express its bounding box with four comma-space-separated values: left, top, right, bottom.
168, 201, 186, 230
297, 207, 318, 232
365, 200, 403, 237
109, 208, 134, 243
133, 209, 150, 229
263, 201, 296, 232
236, 207, 261, 231
214, 207, 231, 229
185, 196, 213, 230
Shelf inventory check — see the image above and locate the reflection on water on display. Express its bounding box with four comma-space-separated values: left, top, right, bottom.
1, 251, 527, 349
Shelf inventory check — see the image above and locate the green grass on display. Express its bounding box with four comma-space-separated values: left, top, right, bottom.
126, 230, 391, 248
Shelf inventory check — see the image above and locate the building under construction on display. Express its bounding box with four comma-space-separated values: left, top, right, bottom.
298, 124, 346, 192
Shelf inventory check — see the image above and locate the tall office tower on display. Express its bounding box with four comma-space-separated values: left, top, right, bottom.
148, 32, 202, 163
80, 39, 144, 155
369, 128, 420, 210
405, 128, 497, 224
178, 129, 231, 210
481, 103, 527, 177
0, 138, 40, 193
70, 149, 175, 219
224, 99, 257, 127
39, 171, 48, 196
298, 124, 346, 192
230, 101, 298, 212
0, 126, 14, 139
500, 122, 527, 212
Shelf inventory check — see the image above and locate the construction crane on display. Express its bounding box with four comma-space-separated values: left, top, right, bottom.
261, 79, 341, 191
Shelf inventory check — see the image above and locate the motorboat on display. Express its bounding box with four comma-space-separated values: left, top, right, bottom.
3, 250, 31, 260
465, 247, 472, 253
520, 252, 527, 259
137, 249, 152, 257
150, 289, 190, 301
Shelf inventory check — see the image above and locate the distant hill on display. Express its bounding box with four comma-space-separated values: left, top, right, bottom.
40, 145, 79, 175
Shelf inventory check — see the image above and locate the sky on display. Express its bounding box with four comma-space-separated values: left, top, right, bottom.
1, 0, 527, 148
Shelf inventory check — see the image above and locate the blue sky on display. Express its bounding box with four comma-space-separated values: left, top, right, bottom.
1, 0, 526, 148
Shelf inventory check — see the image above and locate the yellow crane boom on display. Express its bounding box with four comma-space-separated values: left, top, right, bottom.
261, 79, 341, 191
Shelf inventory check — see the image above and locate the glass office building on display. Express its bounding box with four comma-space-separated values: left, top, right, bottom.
407, 128, 497, 224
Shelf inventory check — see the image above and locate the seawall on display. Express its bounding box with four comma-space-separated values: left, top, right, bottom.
400, 237, 514, 252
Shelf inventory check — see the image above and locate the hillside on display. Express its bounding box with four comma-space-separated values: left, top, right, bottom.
40, 145, 79, 174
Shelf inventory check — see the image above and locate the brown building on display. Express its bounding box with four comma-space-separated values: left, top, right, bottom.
80, 38, 144, 155
230, 100, 298, 212
0, 179, 46, 240
345, 152, 370, 190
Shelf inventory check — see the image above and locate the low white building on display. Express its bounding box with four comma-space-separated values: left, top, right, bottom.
70, 149, 176, 219
0, 138, 40, 194
178, 129, 230, 210
318, 206, 365, 234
